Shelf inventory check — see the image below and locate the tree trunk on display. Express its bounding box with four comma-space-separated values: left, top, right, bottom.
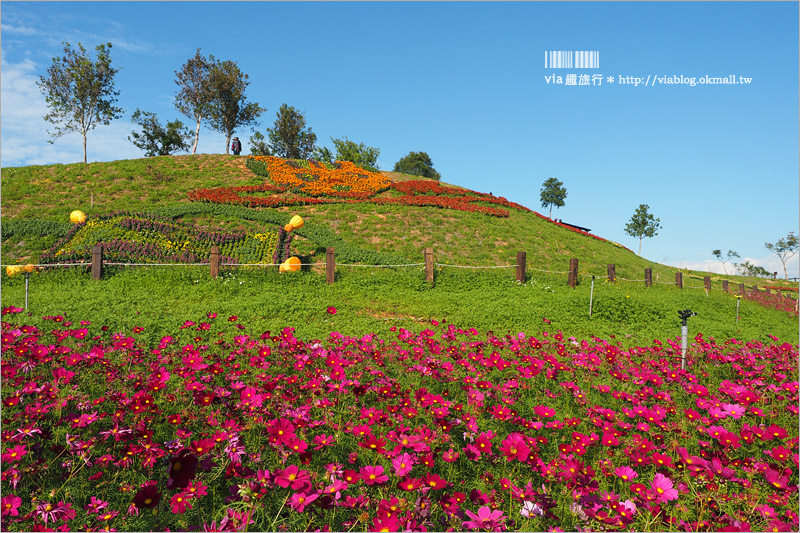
82, 132, 87, 164
638, 237, 642, 256
192, 119, 201, 154
225, 134, 231, 155
549, 205, 553, 219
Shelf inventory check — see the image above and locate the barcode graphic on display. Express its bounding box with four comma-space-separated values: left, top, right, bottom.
544, 50, 600, 69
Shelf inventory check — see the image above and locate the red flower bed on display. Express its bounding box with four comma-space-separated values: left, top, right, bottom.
188, 170, 631, 248
744, 289, 800, 316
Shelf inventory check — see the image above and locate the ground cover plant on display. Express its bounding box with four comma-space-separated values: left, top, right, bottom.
1, 305, 797, 532
37, 212, 292, 267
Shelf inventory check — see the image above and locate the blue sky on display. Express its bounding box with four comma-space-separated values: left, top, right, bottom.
2, 1, 798, 277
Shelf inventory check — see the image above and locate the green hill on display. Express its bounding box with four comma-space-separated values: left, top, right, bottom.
1, 154, 797, 344
0, 154, 778, 286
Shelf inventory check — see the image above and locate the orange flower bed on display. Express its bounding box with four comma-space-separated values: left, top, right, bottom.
247, 156, 391, 198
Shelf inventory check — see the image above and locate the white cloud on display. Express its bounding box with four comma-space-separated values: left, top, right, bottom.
666, 254, 799, 279
0, 55, 232, 166
0, 23, 40, 36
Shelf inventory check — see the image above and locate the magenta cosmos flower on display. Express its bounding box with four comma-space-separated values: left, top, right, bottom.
615, 466, 638, 481
360, 465, 389, 486
650, 473, 679, 503
463, 506, 506, 530
1, 494, 22, 517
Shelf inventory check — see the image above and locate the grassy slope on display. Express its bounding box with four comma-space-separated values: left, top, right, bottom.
1, 154, 790, 288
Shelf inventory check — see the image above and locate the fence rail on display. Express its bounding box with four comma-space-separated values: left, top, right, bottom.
6, 245, 798, 301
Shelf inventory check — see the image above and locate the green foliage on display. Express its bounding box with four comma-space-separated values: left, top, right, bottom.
393, 151, 441, 180
258, 104, 317, 159
312, 146, 334, 164
736, 260, 771, 278
330, 137, 380, 172
128, 109, 191, 157
2, 264, 797, 345
624, 204, 661, 256
37, 42, 123, 163
0, 219, 72, 240
174, 48, 216, 154
207, 60, 265, 154
41, 212, 287, 266
711, 249, 740, 275
147, 203, 409, 266
539, 177, 567, 218
248, 131, 270, 156
765, 231, 799, 280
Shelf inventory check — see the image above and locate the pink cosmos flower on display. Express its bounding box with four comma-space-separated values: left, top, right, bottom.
650, 473, 679, 503
370, 512, 400, 532
288, 491, 318, 513
391, 452, 415, 477
499, 433, 530, 462
1, 494, 22, 517
327, 307, 337, 315
615, 466, 638, 481
1, 445, 27, 463
442, 448, 460, 462
763, 467, 789, 490
170, 492, 193, 514
463, 506, 506, 530
275, 465, 312, 491
360, 465, 389, 486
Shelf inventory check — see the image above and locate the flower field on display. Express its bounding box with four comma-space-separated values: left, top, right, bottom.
245, 156, 391, 198
1, 306, 797, 532
39, 213, 291, 267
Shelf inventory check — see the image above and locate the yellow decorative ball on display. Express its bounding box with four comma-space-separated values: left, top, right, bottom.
289, 215, 304, 230
70, 210, 86, 224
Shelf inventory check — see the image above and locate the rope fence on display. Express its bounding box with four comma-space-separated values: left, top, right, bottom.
4, 246, 796, 305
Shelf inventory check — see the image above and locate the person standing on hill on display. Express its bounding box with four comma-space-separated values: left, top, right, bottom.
231, 137, 242, 155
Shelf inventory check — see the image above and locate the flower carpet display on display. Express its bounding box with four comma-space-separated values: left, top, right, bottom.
1, 306, 797, 532
39, 212, 291, 267
185, 156, 629, 249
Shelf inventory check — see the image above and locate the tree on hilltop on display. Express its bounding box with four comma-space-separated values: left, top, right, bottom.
539, 178, 567, 219
712, 249, 740, 275
765, 232, 798, 280
207, 60, 264, 155
174, 49, 215, 154
394, 152, 441, 180
37, 42, 123, 164
128, 109, 191, 157
259, 104, 317, 159
624, 204, 661, 256
331, 137, 380, 172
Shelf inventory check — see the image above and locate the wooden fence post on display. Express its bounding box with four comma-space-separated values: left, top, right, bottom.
424, 247, 434, 286
210, 245, 220, 279
91, 245, 103, 281
721, 280, 729, 293
777, 289, 782, 298
765, 287, 771, 294
644, 268, 652, 287
738, 283, 745, 295
516, 252, 526, 283
675, 272, 683, 289
607, 264, 616, 283
326, 247, 335, 285
568, 258, 578, 288
704, 276, 711, 292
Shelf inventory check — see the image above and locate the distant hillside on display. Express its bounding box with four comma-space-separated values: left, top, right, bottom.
0, 154, 788, 287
